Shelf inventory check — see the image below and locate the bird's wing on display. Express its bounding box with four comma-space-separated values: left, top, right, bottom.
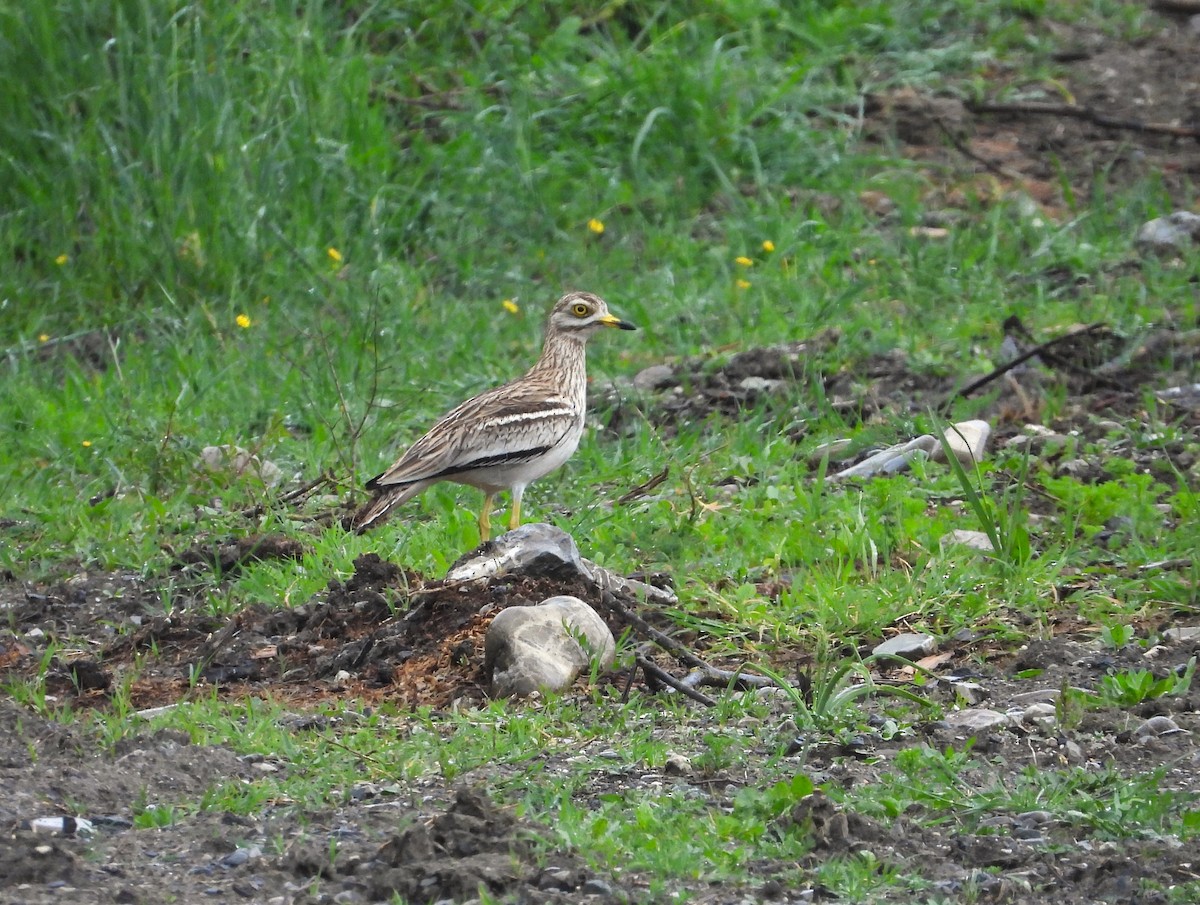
366, 382, 579, 489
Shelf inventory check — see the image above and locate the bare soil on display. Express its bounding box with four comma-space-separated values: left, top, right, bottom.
4, 12, 1200, 905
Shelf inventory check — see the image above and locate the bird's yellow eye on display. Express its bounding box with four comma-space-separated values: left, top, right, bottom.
572, 303, 590, 317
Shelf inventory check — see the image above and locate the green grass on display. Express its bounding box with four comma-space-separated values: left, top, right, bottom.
2, 1, 1199, 901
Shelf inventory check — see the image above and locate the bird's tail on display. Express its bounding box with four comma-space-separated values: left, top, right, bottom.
345, 482, 425, 534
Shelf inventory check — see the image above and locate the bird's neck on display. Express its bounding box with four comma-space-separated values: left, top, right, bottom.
528, 331, 588, 398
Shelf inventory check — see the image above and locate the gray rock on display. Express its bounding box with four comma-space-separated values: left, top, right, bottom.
446, 523, 592, 583
1162, 625, 1200, 643
832, 420, 991, 480
942, 529, 995, 552
949, 681, 987, 705
1136, 715, 1189, 739
1135, 211, 1200, 256
945, 708, 1010, 734
444, 523, 678, 606
633, 364, 676, 391
1022, 703, 1057, 729
873, 633, 937, 660
664, 753, 692, 776
485, 596, 616, 698
198, 444, 283, 487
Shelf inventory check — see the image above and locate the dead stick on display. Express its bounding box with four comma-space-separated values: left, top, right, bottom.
635, 654, 716, 706
601, 589, 708, 671
941, 322, 1111, 410
681, 666, 779, 691
968, 100, 1200, 140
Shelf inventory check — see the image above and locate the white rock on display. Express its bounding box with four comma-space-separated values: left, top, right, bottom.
945, 708, 1010, 734
1135, 211, 1200, 257
942, 529, 995, 552
1163, 626, 1200, 643
664, 753, 692, 776
936, 420, 991, 466
1022, 703, 1058, 729
29, 817, 94, 836
446, 523, 592, 583
485, 596, 616, 698
873, 633, 937, 660
949, 681, 987, 705
198, 444, 283, 487
1136, 715, 1189, 739
633, 364, 676, 391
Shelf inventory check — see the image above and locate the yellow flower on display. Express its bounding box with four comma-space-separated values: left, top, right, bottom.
55, 254, 69, 266
587, 218, 605, 235
327, 247, 343, 263
501, 299, 519, 315
82, 440, 92, 448
236, 313, 252, 329
38, 333, 50, 343
736, 279, 751, 289
761, 240, 775, 253
735, 256, 753, 267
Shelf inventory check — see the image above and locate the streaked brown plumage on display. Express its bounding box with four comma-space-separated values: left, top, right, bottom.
350, 291, 636, 540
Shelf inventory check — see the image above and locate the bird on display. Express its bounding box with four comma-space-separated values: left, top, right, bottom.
349, 291, 636, 541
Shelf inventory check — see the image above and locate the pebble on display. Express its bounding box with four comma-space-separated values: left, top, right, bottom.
1022, 703, 1058, 729
632, 364, 676, 391
949, 681, 987, 705
664, 753, 692, 776
582, 879, 615, 896
1136, 715, 1188, 739
220, 846, 261, 868
1134, 210, 1200, 256
1162, 626, 1200, 643
873, 633, 937, 659
942, 529, 994, 552
945, 708, 1010, 734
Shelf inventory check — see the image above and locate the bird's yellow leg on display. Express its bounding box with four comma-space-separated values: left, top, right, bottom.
479, 493, 495, 542
508, 495, 522, 530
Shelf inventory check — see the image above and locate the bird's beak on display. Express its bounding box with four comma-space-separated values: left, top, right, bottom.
599, 313, 637, 331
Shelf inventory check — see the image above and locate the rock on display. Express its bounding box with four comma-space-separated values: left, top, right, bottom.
1162, 626, 1200, 643
1021, 703, 1057, 729
807, 438, 854, 464
1136, 715, 1188, 739
664, 753, 692, 776
1135, 211, 1200, 256
198, 444, 283, 487
949, 681, 987, 705
832, 420, 991, 480
937, 420, 991, 466
633, 364, 676, 391
873, 633, 937, 660
27, 817, 94, 836
445, 523, 678, 606
942, 530, 995, 552
945, 708, 1010, 734
485, 596, 616, 698
446, 523, 592, 583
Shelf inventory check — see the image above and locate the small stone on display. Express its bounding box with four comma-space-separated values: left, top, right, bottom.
581, 878, 614, 896
198, 444, 283, 486
664, 753, 692, 776
873, 633, 937, 660
220, 846, 261, 868
1162, 626, 1200, 643
1136, 715, 1188, 739
633, 364, 676, 391
1135, 211, 1200, 257
945, 708, 1010, 734
1010, 689, 1062, 704
949, 681, 987, 705
739, 376, 783, 395
936, 420, 991, 466
942, 530, 994, 552
446, 523, 591, 583
1022, 703, 1057, 729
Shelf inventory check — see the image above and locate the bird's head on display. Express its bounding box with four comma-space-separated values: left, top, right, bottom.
547, 291, 637, 338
